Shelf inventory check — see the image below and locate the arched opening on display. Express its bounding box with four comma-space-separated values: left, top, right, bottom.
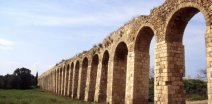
73, 61, 80, 98
112, 42, 128, 104
98, 50, 109, 102
56, 69, 59, 94
69, 62, 74, 97
88, 54, 99, 101
54, 70, 57, 93
165, 7, 207, 103
60, 68, 63, 95
65, 64, 70, 96
79, 57, 88, 100
134, 26, 154, 103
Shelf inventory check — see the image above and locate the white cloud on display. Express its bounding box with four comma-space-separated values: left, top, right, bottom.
0, 0, 163, 27
0, 38, 14, 50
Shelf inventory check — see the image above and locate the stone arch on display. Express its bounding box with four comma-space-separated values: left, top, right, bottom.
79, 57, 88, 100
99, 50, 109, 102
69, 62, 74, 97
73, 61, 80, 98
112, 42, 128, 104
65, 64, 70, 96
133, 26, 155, 103
165, 3, 210, 43
162, 3, 210, 103
88, 54, 99, 101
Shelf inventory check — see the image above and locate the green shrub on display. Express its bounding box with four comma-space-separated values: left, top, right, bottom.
183, 79, 207, 101
148, 79, 207, 101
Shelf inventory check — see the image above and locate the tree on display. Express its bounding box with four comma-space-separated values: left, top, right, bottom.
13, 67, 34, 89
0, 75, 4, 88
149, 67, 154, 80
35, 72, 38, 87
197, 68, 207, 80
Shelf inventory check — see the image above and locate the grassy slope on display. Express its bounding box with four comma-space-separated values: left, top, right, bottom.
0, 89, 97, 104
0, 89, 207, 104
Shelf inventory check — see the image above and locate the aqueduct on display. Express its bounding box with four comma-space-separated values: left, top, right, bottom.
38, 0, 212, 104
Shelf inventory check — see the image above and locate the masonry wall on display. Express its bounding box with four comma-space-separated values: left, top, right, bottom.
38, 0, 212, 104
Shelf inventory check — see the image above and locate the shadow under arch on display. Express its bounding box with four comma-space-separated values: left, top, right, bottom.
134, 26, 155, 103
73, 61, 80, 98
98, 50, 109, 102
69, 62, 74, 97
112, 42, 128, 104
79, 57, 88, 100
88, 54, 99, 101
65, 64, 70, 96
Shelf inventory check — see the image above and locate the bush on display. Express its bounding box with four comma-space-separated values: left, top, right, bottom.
0, 67, 38, 89
148, 79, 207, 101
183, 79, 207, 101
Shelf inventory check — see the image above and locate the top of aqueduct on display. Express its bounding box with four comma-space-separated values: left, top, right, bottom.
39, 0, 212, 77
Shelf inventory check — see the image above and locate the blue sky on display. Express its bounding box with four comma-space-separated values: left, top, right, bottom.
0, 0, 206, 78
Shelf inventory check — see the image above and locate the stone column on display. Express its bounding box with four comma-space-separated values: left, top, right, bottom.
206, 24, 212, 104
106, 57, 113, 104
72, 62, 80, 98
56, 69, 58, 94
68, 64, 73, 97
84, 60, 92, 101
125, 51, 135, 104
63, 67, 67, 96
58, 68, 61, 95
54, 70, 56, 93
154, 42, 185, 104
51, 73, 53, 92
63, 68, 66, 96
61, 68, 64, 95
77, 63, 83, 99
64, 66, 69, 96
71, 64, 75, 98
48, 74, 50, 91
94, 59, 102, 102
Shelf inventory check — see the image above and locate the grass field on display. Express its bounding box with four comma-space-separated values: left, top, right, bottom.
0, 89, 208, 104
0, 89, 98, 104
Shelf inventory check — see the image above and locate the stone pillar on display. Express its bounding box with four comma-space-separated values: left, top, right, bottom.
84, 63, 91, 101
61, 69, 64, 95
63, 68, 66, 96
54, 71, 56, 93
206, 24, 212, 104
125, 51, 135, 104
69, 64, 73, 97
154, 42, 185, 104
71, 64, 75, 98
77, 63, 83, 99
49, 74, 51, 91
56, 69, 58, 94
72, 62, 80, 98
58, 68, 61, 95
94, 60, 102, 102
106, 57, 113, 104
51, 73, 53, 92
64, 66, 69, 96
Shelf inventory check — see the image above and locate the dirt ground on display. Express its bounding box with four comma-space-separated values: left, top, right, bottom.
186, 100, 208, 104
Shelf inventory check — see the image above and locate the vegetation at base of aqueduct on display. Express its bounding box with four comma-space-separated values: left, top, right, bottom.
149, 79, 207, 102
0, 67, 207, 103
0, 89, 100, 104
